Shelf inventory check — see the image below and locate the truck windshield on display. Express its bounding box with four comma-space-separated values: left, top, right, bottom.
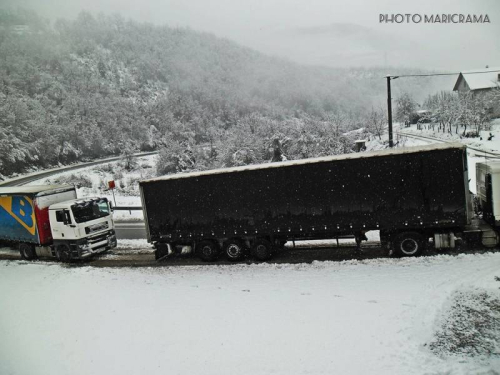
71, 199, 110, 223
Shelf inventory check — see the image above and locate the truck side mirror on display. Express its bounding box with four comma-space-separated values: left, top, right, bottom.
63, 210, 72, 225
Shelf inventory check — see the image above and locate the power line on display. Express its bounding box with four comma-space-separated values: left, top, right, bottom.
388, 69, 500, 79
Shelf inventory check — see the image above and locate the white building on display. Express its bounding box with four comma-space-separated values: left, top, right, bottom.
453, 67, 500, 117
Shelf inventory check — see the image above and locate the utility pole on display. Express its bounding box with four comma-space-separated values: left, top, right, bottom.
386, 75, 394, 148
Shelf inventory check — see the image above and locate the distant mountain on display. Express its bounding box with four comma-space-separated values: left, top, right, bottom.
0, 9, 452, 176
288, 23, 418, 66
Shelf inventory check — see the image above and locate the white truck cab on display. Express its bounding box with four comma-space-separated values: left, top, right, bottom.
47, 197, 117, 261
476, 162, 500, 225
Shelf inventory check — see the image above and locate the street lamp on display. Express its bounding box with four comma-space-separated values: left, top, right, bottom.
386, 75, 399, 148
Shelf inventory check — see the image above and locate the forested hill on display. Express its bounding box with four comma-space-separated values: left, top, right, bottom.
0, 9, 438, 177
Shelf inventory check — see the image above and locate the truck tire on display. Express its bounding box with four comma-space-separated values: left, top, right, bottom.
56, 244, 72, 263
19, 243, 37, 260
251, 238, 273, 261
196, 240, 220, 262
223, 239, 246, 261
393, 232, 425, 257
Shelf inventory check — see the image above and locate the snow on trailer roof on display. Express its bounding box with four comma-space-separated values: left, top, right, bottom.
0, 184, 75, 196
141, 143, 466, 184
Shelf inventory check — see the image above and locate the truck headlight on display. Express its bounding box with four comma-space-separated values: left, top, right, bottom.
79, 242, 91, 251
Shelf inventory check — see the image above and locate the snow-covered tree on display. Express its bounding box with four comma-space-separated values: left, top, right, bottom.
395, 92, 417, 124
366, 107, 387, 140
458, 92, 490, 135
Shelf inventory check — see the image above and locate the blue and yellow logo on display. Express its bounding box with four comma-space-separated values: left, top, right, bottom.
0, 195, 37, 236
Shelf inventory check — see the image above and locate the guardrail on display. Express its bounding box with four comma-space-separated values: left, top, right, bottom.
0, 151, 158, 187
113, 206, 143, 214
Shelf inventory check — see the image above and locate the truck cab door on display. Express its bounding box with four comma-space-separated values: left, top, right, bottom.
51, 209, 77, 240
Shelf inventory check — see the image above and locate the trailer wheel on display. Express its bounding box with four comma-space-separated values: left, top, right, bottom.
56, 244, 72, 263
196, 240, 220, 262
19, 243, 37, 260
393, 232, 425, 257
251, 239, 273, 261
223, 239, 246, 261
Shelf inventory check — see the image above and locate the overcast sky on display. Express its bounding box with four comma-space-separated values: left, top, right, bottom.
7, 0, 500, 71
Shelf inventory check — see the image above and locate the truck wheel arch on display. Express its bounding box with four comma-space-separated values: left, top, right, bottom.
19, 243, 37, 260
56, 244, 72, 263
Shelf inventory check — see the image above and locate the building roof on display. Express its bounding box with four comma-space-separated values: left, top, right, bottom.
141, 143, 466, 183
453, 67, 500, 91
0, 185, 75, 197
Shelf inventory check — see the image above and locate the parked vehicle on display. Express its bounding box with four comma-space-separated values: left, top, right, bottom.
140, 143, 497, 262
409, 110, 432, 124
0, 185, 117, 261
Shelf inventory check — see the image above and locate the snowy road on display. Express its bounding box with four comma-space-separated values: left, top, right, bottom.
1, 254, 499, 375
114, 221, 147, 239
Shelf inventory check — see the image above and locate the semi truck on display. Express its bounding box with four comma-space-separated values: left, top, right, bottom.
0, 185, 117, 261
139, 142, 498, 262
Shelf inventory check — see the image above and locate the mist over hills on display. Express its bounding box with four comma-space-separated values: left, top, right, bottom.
0, 8, 449, 176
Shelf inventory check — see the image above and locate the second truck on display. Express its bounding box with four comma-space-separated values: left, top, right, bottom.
0, 185, 117, 261
140, 143, 498, 262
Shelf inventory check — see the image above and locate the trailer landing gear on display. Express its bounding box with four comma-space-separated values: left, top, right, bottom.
354, 232, 368, 259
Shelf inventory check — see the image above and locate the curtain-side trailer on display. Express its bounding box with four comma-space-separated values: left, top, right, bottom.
0, 185, 117, 261
140, 143, 494, 262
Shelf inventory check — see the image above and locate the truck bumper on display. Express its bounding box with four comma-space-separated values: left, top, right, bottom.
75, 230, 117, 259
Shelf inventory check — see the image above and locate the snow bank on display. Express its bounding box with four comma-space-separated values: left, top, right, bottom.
429, 287, 500, 358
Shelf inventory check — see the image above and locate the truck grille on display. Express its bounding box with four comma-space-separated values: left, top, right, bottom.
88, 232, 109, 244
85, 222, 109, 234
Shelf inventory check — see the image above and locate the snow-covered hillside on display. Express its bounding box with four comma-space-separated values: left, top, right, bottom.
0, 253, 499, 375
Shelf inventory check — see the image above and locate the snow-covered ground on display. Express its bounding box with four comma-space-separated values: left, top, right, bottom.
0, 253, 499, 375
402, 118, 500, 153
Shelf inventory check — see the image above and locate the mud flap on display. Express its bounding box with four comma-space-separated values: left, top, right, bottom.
155, 243, 172, 261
